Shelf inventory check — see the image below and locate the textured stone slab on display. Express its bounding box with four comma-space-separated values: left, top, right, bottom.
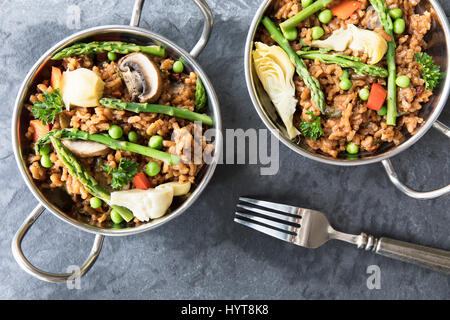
0, 0, 448, 299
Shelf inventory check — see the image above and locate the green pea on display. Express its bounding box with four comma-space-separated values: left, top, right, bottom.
389, 8, 403, 19
302, 0, 313, 8
311, 26, 325, 40
359, 88, 370, 101
90, 197, 102, 209
173, 61, 184, 74
108, 125, 123, 139
341, 70, 349, 80
318, 9, 333, 24
148, 135, 163, 149
396, 75, 410, 88
284, 27, 298, 41
107, 51, 117, 61
339, 70, 351, 90
346, 142, 359, 155
340, 79, 352, 90
393, 18, 406, 34
128, 131, 139, 143
377, 106, 388, 116
110, 209, 124, 224
145, 161, 161, 177
39, 144, 51, 156
40, 154, 53, 168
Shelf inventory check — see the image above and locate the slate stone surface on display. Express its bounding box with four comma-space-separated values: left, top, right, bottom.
0, 0, 448, 299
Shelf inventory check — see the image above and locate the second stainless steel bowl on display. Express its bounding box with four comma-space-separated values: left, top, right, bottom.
245, 0, 450, 200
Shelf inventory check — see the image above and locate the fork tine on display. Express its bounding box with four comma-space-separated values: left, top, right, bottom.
235, 211, 297, 233
237, 204, 301, 225
234, 216, 293, 243
239, 197, 299, 215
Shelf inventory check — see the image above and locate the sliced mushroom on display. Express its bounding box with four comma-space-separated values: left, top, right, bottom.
62, 140, 109, 158
118, 52, 162, 103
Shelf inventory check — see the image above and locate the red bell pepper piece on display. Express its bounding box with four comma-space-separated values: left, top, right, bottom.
51, 66, 63, 90
331, 1, 362, 20
133, 172, 152, 190
30, 120, 50, 142
367, 83, 387, 111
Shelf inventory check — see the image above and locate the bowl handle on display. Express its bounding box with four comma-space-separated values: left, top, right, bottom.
11, 204, 104, 283
130, 0, 213, 58
381, 121, 450, 200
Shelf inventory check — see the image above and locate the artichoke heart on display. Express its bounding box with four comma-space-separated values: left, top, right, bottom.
253, 42, 299, 139
311, 24, 388, 65
61, 68, 105, 110
110, 182, 191, 222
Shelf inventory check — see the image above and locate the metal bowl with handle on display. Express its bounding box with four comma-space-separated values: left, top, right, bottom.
11, 0, 222, 283
245, 0, 449, 200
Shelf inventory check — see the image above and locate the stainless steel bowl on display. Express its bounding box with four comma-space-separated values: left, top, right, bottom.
11, 0, 222, 282
245, 0, 450, 200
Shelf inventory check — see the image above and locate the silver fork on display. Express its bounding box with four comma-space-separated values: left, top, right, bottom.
235, 197, 450, 275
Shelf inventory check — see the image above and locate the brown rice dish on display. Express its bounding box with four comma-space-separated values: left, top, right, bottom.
253, 0, 443, 158
23, 41, 214, 227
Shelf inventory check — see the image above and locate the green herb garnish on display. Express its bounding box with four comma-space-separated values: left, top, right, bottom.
300, 111, 324, 140
102, 158, 139, 190
414, 52, 444, 90
31, 89, 64, 125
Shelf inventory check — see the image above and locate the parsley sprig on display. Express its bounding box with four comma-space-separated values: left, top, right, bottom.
300, 111, 324, 140
31, 89, 64, 125
414, 52, 444, 90
102, 158, 139, 190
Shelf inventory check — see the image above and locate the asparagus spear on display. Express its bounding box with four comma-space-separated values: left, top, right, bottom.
369, 0, 397, 125
262, 17, 341, 117
195, 77, 207, 112
99, 98, 214, 126
279, 0, 334, 39
297, 50, 389, 78
37, 129, 180, 165
49, 136, 134, 222
52, 41, 165, 60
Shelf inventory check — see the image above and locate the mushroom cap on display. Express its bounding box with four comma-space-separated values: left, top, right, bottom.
118, 52, 162, 103
62, 140, 109, 158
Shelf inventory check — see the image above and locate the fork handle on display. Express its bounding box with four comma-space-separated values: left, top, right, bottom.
358, 234, 450, 274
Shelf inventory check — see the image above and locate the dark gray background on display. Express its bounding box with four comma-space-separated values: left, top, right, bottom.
0, 0, 448, 299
